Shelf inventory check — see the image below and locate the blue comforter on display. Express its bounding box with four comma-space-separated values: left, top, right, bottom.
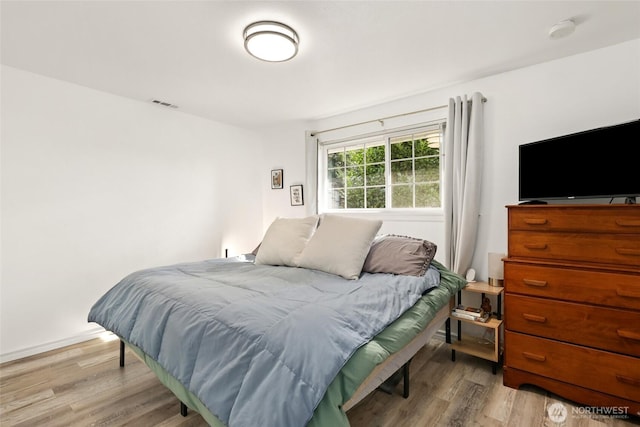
88, 256, 440, 427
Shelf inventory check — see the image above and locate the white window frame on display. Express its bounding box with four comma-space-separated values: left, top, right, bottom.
317, 120, 446, 220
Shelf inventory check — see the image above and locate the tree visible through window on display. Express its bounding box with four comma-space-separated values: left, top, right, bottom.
322, 124, 443, 210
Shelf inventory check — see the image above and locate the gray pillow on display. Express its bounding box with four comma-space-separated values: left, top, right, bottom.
362, 234, 437, 276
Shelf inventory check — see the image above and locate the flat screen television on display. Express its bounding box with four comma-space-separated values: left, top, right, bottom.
518, 119, 640, 203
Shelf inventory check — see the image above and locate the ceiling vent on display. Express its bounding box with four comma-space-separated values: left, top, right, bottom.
151, 99, 179, 109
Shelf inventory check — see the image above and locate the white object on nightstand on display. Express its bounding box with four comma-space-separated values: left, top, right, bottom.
465, 268, 476, 282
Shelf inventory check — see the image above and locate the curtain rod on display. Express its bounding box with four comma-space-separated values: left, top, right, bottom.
310, 97, 487, 137
318, 120, 444, 147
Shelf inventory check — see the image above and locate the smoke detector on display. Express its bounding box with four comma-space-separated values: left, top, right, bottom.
549, 19, 576, 39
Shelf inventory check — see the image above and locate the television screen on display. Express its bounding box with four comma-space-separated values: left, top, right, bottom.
519, 119, 640, 202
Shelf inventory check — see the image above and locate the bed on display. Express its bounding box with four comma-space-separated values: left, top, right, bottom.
88, 215, 467, 427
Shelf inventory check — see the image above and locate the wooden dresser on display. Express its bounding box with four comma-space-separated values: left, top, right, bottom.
503, 204, 640, 414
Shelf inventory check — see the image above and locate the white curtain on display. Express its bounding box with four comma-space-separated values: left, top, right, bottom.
304, 131, 319, 215
443, 92, 484, 275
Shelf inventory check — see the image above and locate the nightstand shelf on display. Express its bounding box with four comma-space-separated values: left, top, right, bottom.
463, 281, 504, 297
451, 333, 500, 362
451, 315, 503, 330
446, 281, 504, 374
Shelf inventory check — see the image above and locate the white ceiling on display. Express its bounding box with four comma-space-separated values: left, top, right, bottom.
2, 1, 640, 130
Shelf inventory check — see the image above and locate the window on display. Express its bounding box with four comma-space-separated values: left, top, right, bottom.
320, 122, 444, 211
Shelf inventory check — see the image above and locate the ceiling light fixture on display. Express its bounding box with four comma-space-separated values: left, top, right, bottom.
549, 19, 576, 39
243, 21, 299, 62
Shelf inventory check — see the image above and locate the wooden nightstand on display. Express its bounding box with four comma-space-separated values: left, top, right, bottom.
446, 281, 504, 374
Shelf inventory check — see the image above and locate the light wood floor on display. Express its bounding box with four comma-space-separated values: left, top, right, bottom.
1, 335, 638, 427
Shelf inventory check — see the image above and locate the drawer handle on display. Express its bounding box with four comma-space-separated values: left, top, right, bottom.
615, 248, 640, 257
522, 352, 546, 362
616, 219, 640, 227
524, 218, 548, 225
617, 329, 640, 341
616, 288, 640, 299
524, 244, 548, 250
616, 374, 640, 387
523, 279, 548, 288
523, 313, 547, 323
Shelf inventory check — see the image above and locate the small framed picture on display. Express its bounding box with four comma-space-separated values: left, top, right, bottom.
290, 184, 304, 206
271, 169, 283, 189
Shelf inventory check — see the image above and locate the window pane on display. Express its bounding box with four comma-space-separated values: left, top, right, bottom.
366, 164, 385, 186
392, 184, 413, 208
367, 187, 386, 208
390, 140, 413, 160
328, 150, 345, 168
328, 189, 345, 209
346, 166, 364, 187
347, 188, 365, 209
328, 168, 345, 188
366, 145, 385, 163
346, 147, 364, 166
391, 160, 413, 184
416, 183, 440, 207
414, 138, 439, 157
415, 157, 439, 182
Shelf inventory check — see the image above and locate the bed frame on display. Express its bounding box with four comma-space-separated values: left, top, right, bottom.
118, 302, 452, 419
343, 303, 450, 410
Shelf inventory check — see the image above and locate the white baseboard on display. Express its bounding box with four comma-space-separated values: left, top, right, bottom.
434, 328, 448, 340
0, 326, 106, 364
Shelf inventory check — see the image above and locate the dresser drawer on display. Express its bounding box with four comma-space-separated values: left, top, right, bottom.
509, 230, 640, 267
504, 261, 640, 310
505, 331, 640, 402
509, 206, 640, 234
505, 294, 640, 356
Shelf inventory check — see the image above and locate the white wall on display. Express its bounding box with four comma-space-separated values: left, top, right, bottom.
262, 39, 640, 281
259, 121, 314, 231
0, 66, 264, 361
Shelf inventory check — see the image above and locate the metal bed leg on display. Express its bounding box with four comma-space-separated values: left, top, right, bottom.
119, 340, 125, 367
402, 359, 411, 398
445, 317, 451, 344
180, 402, 188, 417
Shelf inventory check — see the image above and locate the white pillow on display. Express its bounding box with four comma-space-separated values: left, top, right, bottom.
298, 215, 382, 280
255, 216, 319, 267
